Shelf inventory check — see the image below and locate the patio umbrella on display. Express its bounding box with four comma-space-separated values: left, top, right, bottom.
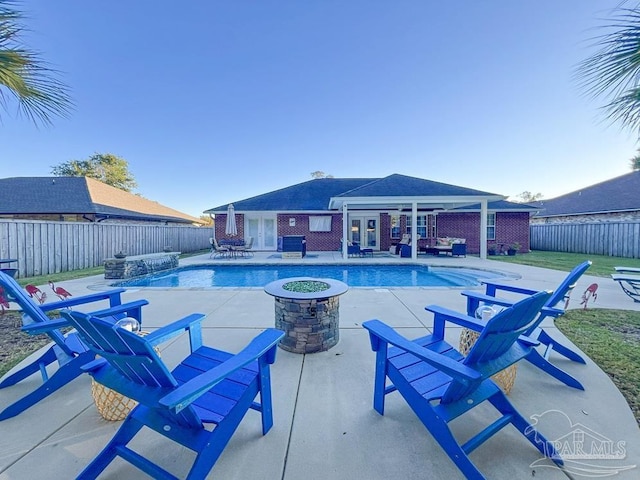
225, 203, 237, 237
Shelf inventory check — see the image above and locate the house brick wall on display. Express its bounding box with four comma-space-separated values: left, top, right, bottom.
494, 212, 530, 252
214, 211, 530, 254
277, 214, 343, 251
430, 211, 530, 254
215, 214, 245, 240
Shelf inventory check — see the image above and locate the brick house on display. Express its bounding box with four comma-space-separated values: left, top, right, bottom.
203, 174, 536, 259
0, 176, 204, 225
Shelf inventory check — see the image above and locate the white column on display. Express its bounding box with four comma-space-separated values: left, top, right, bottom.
342, 203, 348, 259
480, 199, 488, 260
412, 202, 418, 260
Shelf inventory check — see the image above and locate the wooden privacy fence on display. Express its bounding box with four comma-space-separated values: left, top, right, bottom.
530, 222, 640, 259
0, 220, 213, 278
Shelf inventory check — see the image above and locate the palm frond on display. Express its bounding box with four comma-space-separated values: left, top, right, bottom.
0, 0, 73, 126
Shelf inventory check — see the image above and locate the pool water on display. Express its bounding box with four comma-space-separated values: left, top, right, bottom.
113, 264, 505, 288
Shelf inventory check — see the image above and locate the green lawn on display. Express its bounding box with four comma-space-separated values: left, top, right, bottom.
487, 250, 640, 277
557, 309, 640, 425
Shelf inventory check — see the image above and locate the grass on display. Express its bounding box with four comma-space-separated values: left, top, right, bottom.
487, 250, 640, 277
556, 309, 640, 425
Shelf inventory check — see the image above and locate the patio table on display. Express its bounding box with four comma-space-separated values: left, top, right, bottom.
0, 258, 18, 278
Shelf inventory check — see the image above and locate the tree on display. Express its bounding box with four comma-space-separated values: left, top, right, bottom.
199, 215, 213, 226
576, 4, 640, 137
51, 153, 137, 192
513, 191, 543, 203
310, 171, 334, 178
630, 148, 640, 170
0, 1, 72, 126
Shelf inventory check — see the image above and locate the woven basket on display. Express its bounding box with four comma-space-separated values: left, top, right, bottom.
90, 331, 159, 421
458, 328, 517, 395
91, 380, 138, 421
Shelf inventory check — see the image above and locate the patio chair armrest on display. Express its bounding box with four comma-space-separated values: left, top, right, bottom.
540, 305, 563, 319
460, 290, 516, 316
81, 357, 109, 373
160, 328, 285, 413
425, 305, 488, 333
363, 320, 481, 382
481, 281, 537, 297
517, 334, 540, 348
143, 313, 206, 349
39, 288, 127, 312
22, 317, 70, 334
90, 299, 149, 322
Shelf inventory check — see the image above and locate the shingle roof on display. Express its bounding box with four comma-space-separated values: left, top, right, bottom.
532, 171, 640, 217
336, 174, 501, 198
204, 174, 503, 213
454, 200, 538, 212
204, 178, 377, 212
0, 176, 203, 224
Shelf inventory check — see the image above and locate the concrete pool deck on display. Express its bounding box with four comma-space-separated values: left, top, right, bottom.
1, 251, 639, 479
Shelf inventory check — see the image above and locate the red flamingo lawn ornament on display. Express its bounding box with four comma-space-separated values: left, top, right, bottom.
25, 284, 47, 304
580, 283, 598, 310
48, 281, 72, 301
0, 287, 10, 314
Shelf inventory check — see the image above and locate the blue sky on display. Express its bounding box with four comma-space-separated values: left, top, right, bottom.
2, 1, 638, 218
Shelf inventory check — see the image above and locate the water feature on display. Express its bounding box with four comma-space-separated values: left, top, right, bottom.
104, 253, 180, 280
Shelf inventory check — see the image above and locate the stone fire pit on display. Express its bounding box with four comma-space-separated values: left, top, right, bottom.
264, 277, 348, 353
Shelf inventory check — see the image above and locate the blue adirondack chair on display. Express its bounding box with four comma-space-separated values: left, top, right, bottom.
60, 309, 285, 480
0, 270, 148, 421
460, 260, 591, 390
363, 290, 563, 480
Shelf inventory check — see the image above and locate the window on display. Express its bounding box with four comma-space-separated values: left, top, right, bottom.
487, 213, 496, 240
309, 216, 332, 232
406, 215, 427, 238
389, 214, 400, 238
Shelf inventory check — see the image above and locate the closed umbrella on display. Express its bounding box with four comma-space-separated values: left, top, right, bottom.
225, 203, 237, 237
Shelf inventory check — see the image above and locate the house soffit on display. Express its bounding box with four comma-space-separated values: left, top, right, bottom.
328, 195, 505, 211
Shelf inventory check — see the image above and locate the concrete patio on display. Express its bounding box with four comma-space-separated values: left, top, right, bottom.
1, 252, 639, 479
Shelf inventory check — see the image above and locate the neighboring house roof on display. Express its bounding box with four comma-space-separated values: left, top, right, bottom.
532, 171, 640, 218
204, 174, 505, 213
0, 176, 204, 224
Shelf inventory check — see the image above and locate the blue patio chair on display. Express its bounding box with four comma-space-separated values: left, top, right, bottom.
0, 271, 148, 420
363, 290, 563, 479
61, 309, 285, 480
611, 270, 640, 303
460, 260, 591, 390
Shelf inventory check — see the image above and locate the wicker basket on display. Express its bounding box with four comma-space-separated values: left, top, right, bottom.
90, 331, 159, 421
458, 328, 517, 395
91, 380, 138, 421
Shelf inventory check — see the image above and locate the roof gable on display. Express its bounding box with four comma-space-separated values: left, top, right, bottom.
533, 171, 640, 217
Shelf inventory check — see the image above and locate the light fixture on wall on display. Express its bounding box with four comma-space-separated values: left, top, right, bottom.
289, 218, 295, 227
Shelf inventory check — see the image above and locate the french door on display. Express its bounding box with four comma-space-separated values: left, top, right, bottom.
245, 215, 277, 250
349, 215, 379, 249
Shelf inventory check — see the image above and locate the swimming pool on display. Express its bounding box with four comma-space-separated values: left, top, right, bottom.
113, 264, 507, 288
